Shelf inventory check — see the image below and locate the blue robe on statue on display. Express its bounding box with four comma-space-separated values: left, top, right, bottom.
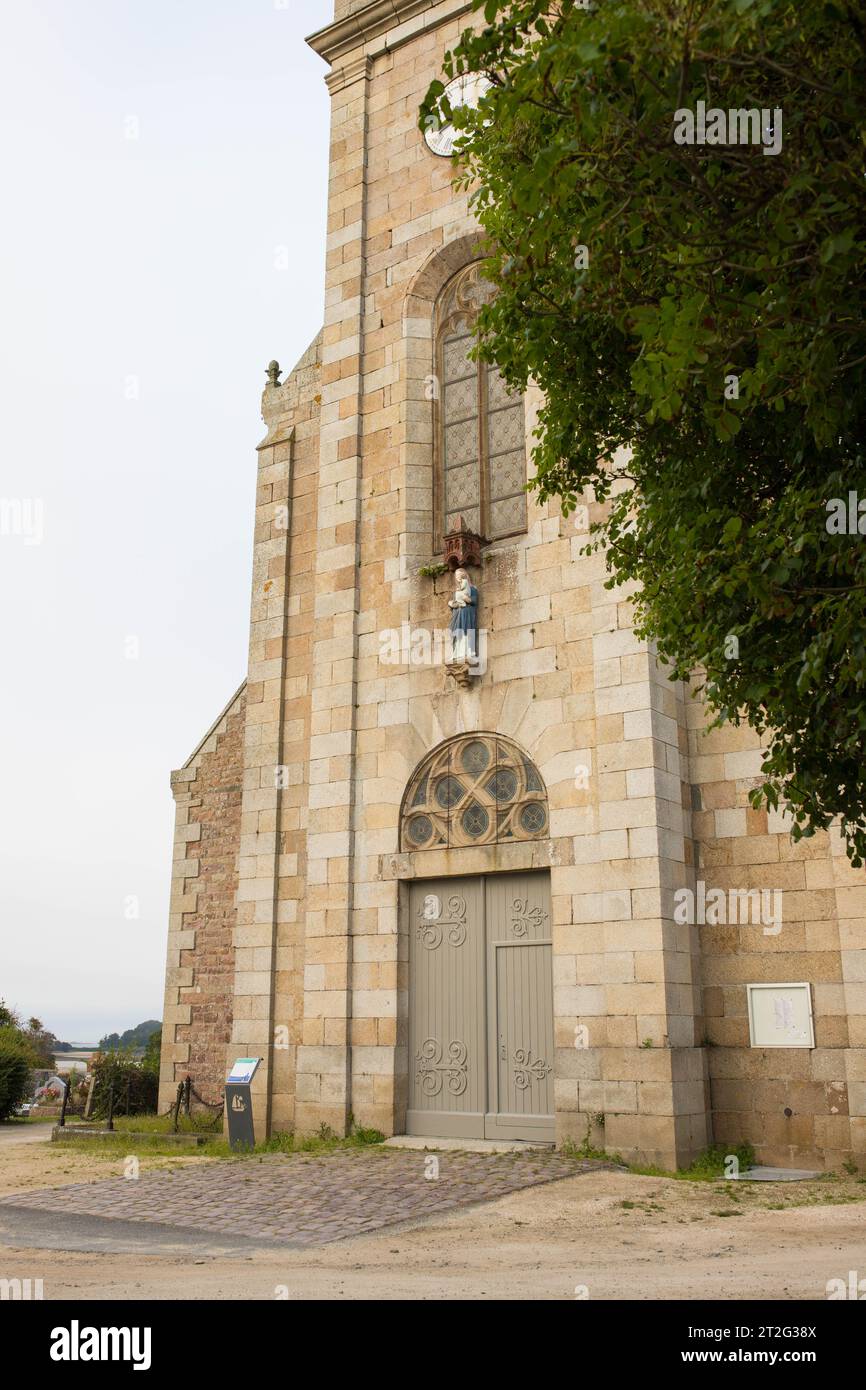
449, 583, 478, 661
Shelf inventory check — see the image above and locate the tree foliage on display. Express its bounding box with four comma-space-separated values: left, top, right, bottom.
0, 1001, 53, 1068
0, 1052, 32, 1122
142, 1027, 162, 1077
98, 1019, 161, 1052
0, 1025, 33, 1121
90, 1051, 159, 1119
22, 1017, 60, 1069
422, 0, 866, 861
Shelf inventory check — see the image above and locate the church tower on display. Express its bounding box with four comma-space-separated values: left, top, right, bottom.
159, 0, 866, 1172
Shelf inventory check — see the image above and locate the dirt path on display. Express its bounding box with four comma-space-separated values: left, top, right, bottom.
1, 1132, 864, 1300
0, 1128, 211, 1196
0, 1124, 54, 1147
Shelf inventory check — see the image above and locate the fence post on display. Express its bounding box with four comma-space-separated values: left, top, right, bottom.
58, 1078, 70, 1129
106, 1084, 115, 1133
183, 1076, 191, 1117
172, 1082, 184, 1133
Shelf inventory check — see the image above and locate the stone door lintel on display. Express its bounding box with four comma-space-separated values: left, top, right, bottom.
379, 837, 572, 881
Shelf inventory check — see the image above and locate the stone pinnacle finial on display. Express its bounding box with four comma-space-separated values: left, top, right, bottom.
266, 360, 281, 388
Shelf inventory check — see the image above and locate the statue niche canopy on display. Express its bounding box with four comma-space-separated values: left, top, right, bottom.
401, 734, 549, 851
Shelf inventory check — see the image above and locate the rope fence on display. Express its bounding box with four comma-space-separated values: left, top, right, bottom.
65, 1074, 225, 1133
167, 1076, 225, 1132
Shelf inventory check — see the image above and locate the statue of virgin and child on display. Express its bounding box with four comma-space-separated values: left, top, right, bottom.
447, 568, 479, 665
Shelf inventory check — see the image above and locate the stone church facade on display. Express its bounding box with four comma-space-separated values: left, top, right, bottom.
159, 0, 865, 1171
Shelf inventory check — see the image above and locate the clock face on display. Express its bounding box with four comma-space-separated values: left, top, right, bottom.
424, 73, 494, 158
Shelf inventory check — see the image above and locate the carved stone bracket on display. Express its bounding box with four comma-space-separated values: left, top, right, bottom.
444, 660, 478, 690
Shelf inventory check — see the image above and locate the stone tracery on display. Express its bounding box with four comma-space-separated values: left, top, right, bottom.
401, 733, 549, 851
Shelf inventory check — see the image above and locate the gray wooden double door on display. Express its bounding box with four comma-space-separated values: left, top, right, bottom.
407, 872, 554, 1141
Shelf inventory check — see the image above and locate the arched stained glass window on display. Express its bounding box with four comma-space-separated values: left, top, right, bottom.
401, 734, 548, 851
435, 262, 528, 545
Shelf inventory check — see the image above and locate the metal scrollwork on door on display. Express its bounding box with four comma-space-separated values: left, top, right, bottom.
509, 898, 548, 938
416, 893, 468, 950
512, 1048, 552, 1090
415, 1038, 469, 1097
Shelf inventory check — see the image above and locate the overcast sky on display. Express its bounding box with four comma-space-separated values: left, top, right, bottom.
0, 0, 332, 1041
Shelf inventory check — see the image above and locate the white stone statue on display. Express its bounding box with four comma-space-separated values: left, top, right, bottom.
447, 568, 479, 664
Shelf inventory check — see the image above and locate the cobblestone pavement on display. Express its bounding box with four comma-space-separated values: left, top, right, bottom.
0, 1148, 609, 1248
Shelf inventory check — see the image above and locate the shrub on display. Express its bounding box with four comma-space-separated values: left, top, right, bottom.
0, 1046, 33, 1121
89, 1051, 158, 1118
684, 1143, 757, 1181
141, 1027, 162, 1077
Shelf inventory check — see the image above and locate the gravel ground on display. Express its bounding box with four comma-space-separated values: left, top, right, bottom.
0, 1127, 864, 1300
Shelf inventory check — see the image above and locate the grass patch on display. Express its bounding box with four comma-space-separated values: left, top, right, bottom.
682, 1142, 756, 1180
761, 1190, 866, 1210
560, 1119, 624, 1166
349, 1118, 387, 1146
628, 1142, 756, 1182
560, 1137, 613, 1162
559, 1135, 756, 1181
56, 1117, 386, 1163
111, 1113, 222, 1136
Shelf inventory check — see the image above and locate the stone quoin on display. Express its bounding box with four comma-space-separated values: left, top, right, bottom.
158, 0, 866, 1171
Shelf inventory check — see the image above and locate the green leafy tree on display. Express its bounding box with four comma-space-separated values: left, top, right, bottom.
422, 0, 866, 860
0, 1001, 20, 1030
0, 1005, 40, 1067
142, 1027, 162, 1077
23, 1018, 59, 1069
98, 1020, 161, 1052
90, 1052, 158, 1119
0, 1026, 33, 1121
